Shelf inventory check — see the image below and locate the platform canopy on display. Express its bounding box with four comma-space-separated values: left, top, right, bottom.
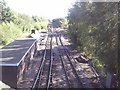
0, 38, 36, 66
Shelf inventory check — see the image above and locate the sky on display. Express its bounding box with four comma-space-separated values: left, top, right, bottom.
5, 0, 76, 20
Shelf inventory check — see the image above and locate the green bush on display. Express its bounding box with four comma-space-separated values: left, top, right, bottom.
68, 2, 118, 87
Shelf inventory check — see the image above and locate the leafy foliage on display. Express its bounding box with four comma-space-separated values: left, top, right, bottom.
68, 1, 118, 87
0, 0, 14, 23
52, 17, 68, 28
0, 0, 48, 47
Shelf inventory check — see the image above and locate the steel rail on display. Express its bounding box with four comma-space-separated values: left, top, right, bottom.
46, 36, 53, 89
59, 34, 104, 88
58, 34, 84, 88
31, 36, 49, 90
55, 34, 72, 88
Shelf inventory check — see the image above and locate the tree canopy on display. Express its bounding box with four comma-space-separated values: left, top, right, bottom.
68, 1, 118, 87
0, 0, 48, 47
52, 17, 68, 28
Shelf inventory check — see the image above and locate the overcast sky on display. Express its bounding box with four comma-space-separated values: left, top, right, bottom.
5, 0, 76, 20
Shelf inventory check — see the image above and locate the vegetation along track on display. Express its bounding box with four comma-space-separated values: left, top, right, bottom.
31, 32, 104, 89
58, 33, 104, 88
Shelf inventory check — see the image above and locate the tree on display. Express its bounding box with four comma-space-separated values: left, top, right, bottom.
68, 1, 118, 87
32, 16, 48, 30
52, 17, 68, 28
0, 0, 14, 23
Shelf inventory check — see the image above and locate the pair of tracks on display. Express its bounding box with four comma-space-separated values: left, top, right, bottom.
55, 34, 84, 88
31, 33, 103, 89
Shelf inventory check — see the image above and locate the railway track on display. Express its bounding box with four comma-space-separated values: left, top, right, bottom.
58, 33, 104, 88
31, 32, 104, 89
56, 34, 84, 88
55, 34, 72, 88
32, 36, 53, 89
